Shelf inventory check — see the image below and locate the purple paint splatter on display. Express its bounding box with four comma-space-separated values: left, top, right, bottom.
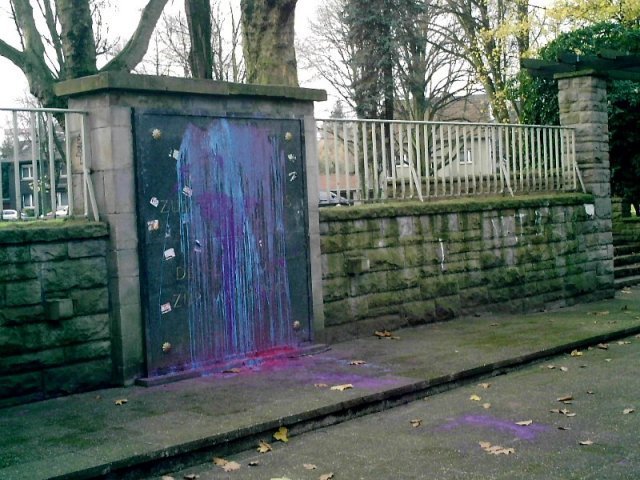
175, 120, 292, 366
439, 414, 549, 440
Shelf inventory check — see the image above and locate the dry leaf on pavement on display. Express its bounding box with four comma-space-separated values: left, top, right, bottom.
560, 367, 569, 372
623, 408, 635, 415
479, 441, 515, 455
183, 474, 199, 480
303, 464, 317, 470
579, 440, 594, 446
314, 383, 329, 388
589, 311, 609, 316
478, 383, 491, 389
114, 399, 128, 406
349, 360, 367, 365
374, 330, 392, 338
410, 419, 423, 428
257, 440, 272, 453
597, 343, 609, 350
557, 395, 574, 402
222, 368, 241, 374
618, 341, 631, 345
248, 461, 260, 467
161, 476, 175, 480
570, 350, 583, 357
515, 420, 533, 426
319, 474, 334, 480
482, 403, 492, 409
331, 384, 353, 391
213, 457, 241, 472
469, 394, 481, 401
273, 426, 289, 443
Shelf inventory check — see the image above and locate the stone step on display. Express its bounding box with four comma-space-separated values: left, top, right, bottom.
614, 243, 640, 257
614, 264, 640, 279
614, 253, 640, 268
615, 274, 640, 289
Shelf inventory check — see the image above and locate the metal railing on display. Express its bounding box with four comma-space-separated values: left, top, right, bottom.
0, 107, 98, 222
317, 118, 584, 204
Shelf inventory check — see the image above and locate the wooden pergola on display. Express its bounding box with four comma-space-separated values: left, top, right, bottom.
521, 50, 640, 81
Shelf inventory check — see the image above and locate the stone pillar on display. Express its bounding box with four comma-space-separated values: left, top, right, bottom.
55, 73, 327, 383
557, 71, 614, 297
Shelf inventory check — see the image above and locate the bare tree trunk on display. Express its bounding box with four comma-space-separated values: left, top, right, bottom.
185, 0, 213, 79
241, 0, 299, 86
57, 0, 98, 78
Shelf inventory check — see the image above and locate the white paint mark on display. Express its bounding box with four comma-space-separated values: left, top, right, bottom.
182, 186, 193, 197
288, 171, 298, 182
164, 248, 176, 260
584, 204, 595, 217
150, 197, 159, 208
491, 218, 499, 237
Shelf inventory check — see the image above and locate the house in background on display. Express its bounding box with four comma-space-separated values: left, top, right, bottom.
1, 138, 68, 216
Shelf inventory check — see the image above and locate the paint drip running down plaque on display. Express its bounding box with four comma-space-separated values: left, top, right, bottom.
134, 113, 311, 377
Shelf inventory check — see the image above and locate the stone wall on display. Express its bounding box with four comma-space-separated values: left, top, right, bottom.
0, 222, 111, 407
319, 194, 614, 342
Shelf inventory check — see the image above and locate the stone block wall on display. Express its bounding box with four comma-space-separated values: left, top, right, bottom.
0, 222, 111, 407
319, 194, 614, 342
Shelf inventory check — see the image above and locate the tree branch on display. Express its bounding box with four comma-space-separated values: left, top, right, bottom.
102, 0, 170, 72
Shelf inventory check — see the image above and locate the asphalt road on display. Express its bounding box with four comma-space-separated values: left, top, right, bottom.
158, 334, 640, 480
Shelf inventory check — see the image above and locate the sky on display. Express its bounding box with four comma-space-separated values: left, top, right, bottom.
0, 0, 329, 112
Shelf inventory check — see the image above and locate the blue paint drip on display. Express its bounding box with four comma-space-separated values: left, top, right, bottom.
176, 120, 293, 366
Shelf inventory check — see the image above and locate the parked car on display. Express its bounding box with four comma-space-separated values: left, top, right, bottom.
1, 209, 19, 221
318, 191, 352, 207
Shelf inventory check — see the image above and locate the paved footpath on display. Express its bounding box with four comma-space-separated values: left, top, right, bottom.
164, 331, 640, 480
2, 288, 640, 479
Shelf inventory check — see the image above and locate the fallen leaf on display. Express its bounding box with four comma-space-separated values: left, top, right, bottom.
478, 383, 491, 389
515, 420, 533, 426
550, 408, 561, 414
558, 426, 571, 431
490, 323, 500, 327
565, 412, 577, 417
579, 440, 594, 446
623, 408, 635, 415
479, 441, 515, 455
618, 341, 631, 345
374, 330, 392, 338
557, 395, 574, 402
314, 383, 329, 388
161, 476, 175, 480
273, 426, 289, 443
222, 461, 241, 472
223, 368, 241, 374
469, 394, 482, 401
597, 343, 609, 350
590, 311, 609, 316
349, 360, 367, 365
587, 390, 595, 395
213, 458, 227, 466
547, 365, 557, 369
257, 440, 272, 453
570, 349, 583, 357
303, 464, 318, 470
319, 474, 334, 480
248, 461, 260, 467
605, 358, 612, 362
270, 477, 292, 480
114, 399, 128, 406
183, 475, 199, 480
410, 418, 423, 428
331, 383, 353, 391
482, 403, 492, 409
389, 335, 401, 340
560, 366, 569, 372
622, 288, 632, 294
